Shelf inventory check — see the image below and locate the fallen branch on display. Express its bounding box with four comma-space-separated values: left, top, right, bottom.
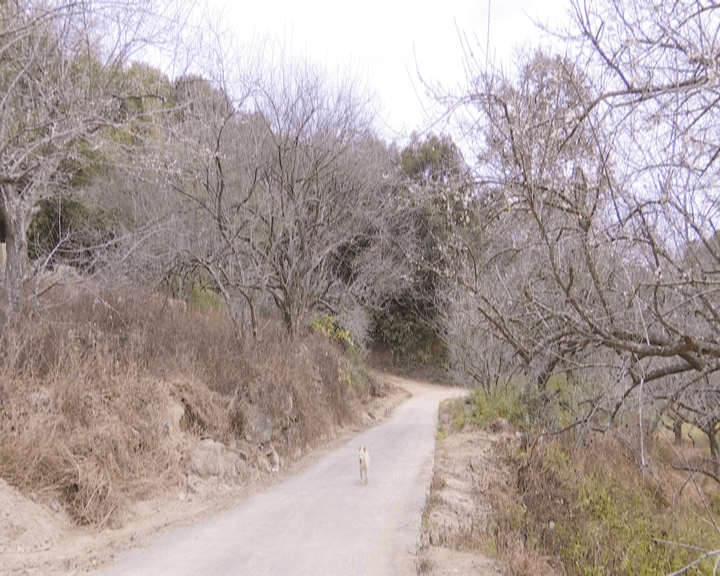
671, 459, 720, 485
652, 542, 720, 576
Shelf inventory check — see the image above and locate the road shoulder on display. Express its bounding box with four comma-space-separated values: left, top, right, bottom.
415, 399, 515, 575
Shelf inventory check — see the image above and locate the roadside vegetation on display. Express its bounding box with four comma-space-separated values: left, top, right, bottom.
0, 281, 376, 526
417, 0, 720, 571
431, 389, 720, 575
0, 0, 425, 530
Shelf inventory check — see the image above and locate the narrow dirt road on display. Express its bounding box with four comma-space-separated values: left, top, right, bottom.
93, 376, 465, 576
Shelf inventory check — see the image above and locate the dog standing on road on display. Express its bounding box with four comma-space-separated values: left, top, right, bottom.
359, 446, 370, 486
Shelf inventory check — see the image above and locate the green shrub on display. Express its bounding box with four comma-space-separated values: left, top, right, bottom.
310, 314, 368, 392
370, 305, 435, 357
449, 385, 527, 431
190, 281, 223, 311
309, 314, 355, 349
27, 196, 124, 266
517, 437, 717, 575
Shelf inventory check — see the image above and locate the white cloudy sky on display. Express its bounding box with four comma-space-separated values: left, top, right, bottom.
208, 0, 572, 140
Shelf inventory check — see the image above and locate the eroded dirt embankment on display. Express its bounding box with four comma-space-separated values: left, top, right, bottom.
416, 402, 515, 576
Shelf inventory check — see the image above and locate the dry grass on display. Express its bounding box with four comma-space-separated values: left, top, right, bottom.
0, 282, 369, 527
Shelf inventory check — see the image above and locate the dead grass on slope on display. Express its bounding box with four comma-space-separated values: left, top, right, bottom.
0, 282, 373, 527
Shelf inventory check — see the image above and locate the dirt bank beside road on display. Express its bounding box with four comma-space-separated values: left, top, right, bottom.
416, 399, 515, 575
3, 373, 503, 576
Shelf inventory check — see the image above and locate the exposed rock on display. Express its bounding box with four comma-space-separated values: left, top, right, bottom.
187, 439, 226, 478
369, 382, 386, 397
241, 405, 273, 444
255, 452, 272, 474
185, 473, 205, 494
232, 453, 257, 481
167, 400, 186, 427
266, 445, 280, 474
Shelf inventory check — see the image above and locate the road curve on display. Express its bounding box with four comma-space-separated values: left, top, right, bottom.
94, 376, 465, 576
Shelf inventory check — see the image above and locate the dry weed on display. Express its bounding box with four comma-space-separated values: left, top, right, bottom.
0, 283, 370, 527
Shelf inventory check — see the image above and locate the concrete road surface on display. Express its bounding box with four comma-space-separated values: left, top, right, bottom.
95, 377, 465, 576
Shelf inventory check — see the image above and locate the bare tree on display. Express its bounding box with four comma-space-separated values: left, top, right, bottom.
0, 0, 190, 325
440, 0, 720, 465
440, 50, 615, 392
163, 58, 416, 338
566, 0, 720, 462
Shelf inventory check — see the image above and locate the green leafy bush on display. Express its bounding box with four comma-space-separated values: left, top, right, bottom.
496, 434, 718, 575
190, 281, 223, 311
370, 305, 435, 357
310, 314, 355, 349
310, 314, 368, 392
449, 385, 527, 431
27, 197, 123, 266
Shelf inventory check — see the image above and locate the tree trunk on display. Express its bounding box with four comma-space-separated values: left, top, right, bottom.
0, 187, 31, 324
282, 306, 296, 336
700, 418, 720, 479
537, 356, 560, 391
673, 416, 684, 446
709, 421, 720, 479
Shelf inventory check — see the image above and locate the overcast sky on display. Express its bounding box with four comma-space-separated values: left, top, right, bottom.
210, 0, 572, 141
